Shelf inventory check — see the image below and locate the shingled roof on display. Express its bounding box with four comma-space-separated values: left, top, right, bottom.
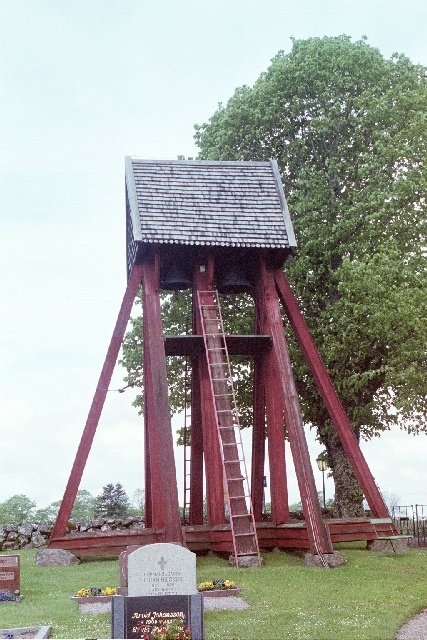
125, 158, 296, 254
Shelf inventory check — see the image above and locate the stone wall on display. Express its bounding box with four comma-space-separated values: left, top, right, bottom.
0, 517, 145, 551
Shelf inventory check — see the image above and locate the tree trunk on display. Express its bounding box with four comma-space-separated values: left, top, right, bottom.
324, 433, 365, 517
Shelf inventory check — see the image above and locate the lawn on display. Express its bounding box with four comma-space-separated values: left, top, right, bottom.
1, 544, 427, 639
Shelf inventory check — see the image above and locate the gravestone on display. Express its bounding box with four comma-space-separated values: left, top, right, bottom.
111, 594, 203, 639
0, 554, 20, 594
127, 543, 197, 596
112, 543, 203, 639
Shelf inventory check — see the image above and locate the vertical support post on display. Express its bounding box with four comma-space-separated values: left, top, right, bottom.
264, 354, 290, 524
273, 268, 389, 519
50, 264, 143, 541
254, 267, 289, 525
189, 358, 204, 525
259, 260, 333, 555
193, 255, 226, 526
251, 355, 266, 522
142, 252, 183, 543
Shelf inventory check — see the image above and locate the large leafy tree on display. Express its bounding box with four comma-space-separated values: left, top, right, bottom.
121, 36, 427, 516
193, 36, 427, 515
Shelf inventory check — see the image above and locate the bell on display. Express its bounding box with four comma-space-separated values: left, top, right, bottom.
216, 264, 252, 294
160, 262, 192, 291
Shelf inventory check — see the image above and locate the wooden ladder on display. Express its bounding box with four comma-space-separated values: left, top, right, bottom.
197, 289, 261, 566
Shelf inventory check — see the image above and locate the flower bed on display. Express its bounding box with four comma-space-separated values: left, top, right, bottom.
71, 587, 117, 604
197, 580, 240, 598
0, 590, 22, 603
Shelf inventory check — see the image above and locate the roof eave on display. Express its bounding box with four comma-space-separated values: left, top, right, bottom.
125, 156, 143, 242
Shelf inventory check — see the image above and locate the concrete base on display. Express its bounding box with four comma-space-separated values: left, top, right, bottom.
35, 548, 80, 566
228, 555, 263, 568
304, 552, 347, 568
367, 537, 410, 553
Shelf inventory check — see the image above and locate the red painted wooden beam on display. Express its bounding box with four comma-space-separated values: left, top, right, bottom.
189, 358, 205, 525
141, 254, 183, 543
273, 268, 389, 519
265, 352, 290, 525
51, 264, 143, 541
254, 276, 289, 525
251, 355, 266, 522
259, 262, 334, 555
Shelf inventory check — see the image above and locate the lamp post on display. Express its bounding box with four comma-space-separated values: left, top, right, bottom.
316, 454, 328, 509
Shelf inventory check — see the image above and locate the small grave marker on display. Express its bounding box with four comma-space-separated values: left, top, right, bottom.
111, 594, 203, 639
0, 555, 20, 594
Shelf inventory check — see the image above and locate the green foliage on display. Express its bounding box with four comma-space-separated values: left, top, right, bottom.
70, 489, 96, 521
33, 490, 96, 523
0, 494, 36, 523
94, 483, 130, 519
33, 501, 61, 523
194, 35, 427, 513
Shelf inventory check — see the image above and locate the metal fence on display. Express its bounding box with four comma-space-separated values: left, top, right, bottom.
392, 504, 427, 547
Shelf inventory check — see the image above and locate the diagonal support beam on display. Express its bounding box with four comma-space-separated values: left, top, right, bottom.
273, 268, 389, 518
258, 262, 333, 555
51, 264, 143, 540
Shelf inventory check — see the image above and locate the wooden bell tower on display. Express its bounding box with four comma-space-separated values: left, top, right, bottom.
50, 159, 393, 565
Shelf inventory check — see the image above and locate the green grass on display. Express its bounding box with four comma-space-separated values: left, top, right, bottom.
1, 544, 427, 639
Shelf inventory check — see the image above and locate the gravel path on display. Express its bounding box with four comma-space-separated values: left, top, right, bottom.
79, 595, 250, 615
203, 596, 250, 611
395, 609, 427, 640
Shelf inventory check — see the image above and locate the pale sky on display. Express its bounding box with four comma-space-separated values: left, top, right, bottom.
0, 0, 426, 512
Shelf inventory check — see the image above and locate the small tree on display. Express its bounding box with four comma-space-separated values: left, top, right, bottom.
130, 488, 145, 517
94, 483, 130, 519
33, 501, 61, 523
0, 494, 36, 523
71, 489, 96, 521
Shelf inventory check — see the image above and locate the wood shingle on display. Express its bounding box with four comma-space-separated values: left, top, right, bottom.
125, 159, 296, 271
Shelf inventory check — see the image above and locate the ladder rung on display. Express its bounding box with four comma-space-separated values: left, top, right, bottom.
229, 495, 251, 500
231, 513, 252, 518
233, 532, 255, 538
235, 552, 259, 557
227, 477, 246, 481
224, 458, 244, 462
